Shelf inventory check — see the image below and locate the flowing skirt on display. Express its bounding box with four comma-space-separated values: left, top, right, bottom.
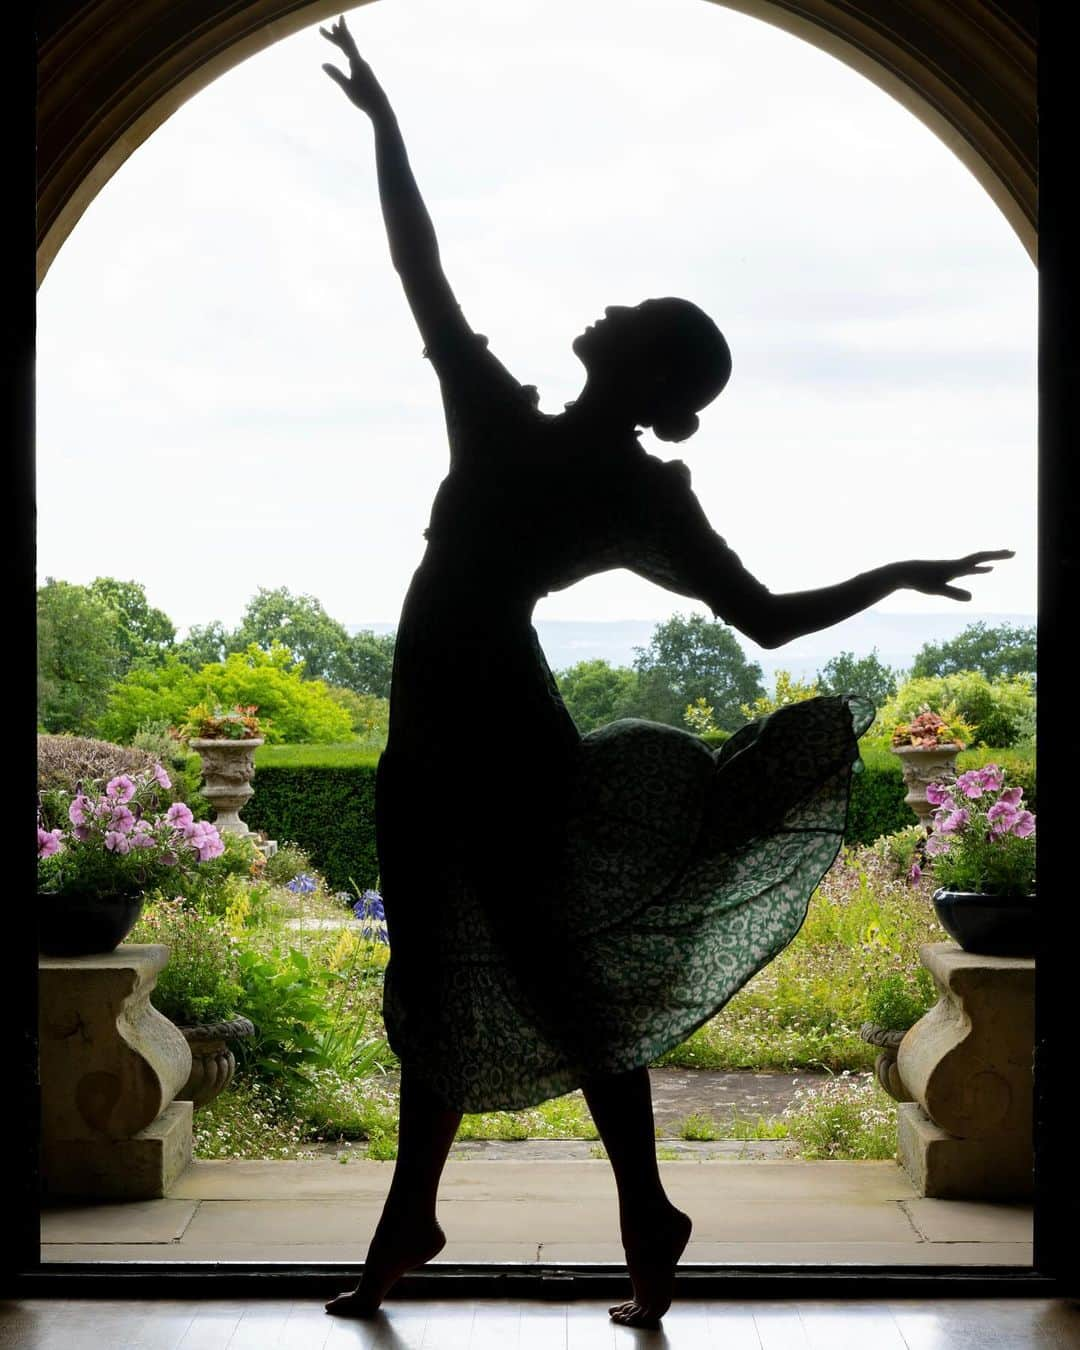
378, 694, 874, 1112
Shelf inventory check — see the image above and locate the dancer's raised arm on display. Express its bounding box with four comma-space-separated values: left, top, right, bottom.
321, 16, 477, 362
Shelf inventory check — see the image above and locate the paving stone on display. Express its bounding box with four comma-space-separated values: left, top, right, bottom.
40, 1197, 197, 1243
900, 1197, 1034, 1243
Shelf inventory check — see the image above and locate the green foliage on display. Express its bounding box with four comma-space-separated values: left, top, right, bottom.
846, 750, 915, 844
244, 763, 379, 891
233, 946, 336, 1090
683, 697, 717, 735
911, 621, 1036, 680
174, 620, 233, 670
131, 897, 242, 1025
234, 587, 352, 684
871, 825, 926, 879
677, 1112, 721, 1141
98, 644, 353, 745
816, 649, 897, 709
87, 577, 175, 674
740, 669, 820, 720
555, 659, 639, 733
129, 720, 205, 810
779, 1072, 898, 1160
342, 629, 396, 700
629, 612, 765, 731
864, 968, 936, 1031
879, 671, 1035, 749
95, 656, 204, 745
37, 578, 122, 734
325, 687, 390, 749
261, 841, 319, 888
172, 831, 269, 914
254, 743, 382, 768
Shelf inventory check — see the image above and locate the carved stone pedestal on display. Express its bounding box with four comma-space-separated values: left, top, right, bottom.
38, 945, 193, 1199
896, 942, 1035, 1199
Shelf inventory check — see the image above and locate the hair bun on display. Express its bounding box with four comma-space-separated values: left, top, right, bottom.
652, 410, 700, 443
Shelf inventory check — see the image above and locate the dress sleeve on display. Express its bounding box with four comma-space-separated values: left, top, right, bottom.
616, 454, 773, 631
422, 311, 539, 463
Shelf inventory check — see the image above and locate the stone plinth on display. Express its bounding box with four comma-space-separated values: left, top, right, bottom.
39, 944, 193, 1199
896, 942, 1034, 1199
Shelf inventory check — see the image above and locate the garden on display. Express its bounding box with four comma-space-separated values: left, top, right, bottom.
35, 594, 1037, 1170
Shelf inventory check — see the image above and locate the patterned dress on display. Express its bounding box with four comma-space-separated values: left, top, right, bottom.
376, 324, 873, 1112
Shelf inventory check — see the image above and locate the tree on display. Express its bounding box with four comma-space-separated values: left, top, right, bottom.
815, 648, 898, 710
342, 629, 396, 699
556, 659, 639, 733
174, 620, 234, 670
628, 612, 765, 731
910, 622, 1036, 680
234, 587, 352, 683
37, 579, 122, 734
741, 670, 820, 720
87, 577, 176, 673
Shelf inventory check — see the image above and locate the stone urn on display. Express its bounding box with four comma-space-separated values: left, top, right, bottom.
890, 743, 962, 825
175, 1016, 255, 1110
859, 1020, 915, 1102
190, 737, 264, 836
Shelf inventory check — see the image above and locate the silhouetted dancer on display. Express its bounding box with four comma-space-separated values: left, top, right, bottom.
320, 15, 1012, 1328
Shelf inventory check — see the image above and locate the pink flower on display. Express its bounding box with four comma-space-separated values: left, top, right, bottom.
1011, 811, 1036, 838
925, 783, 952, 807
987, 800, 1019, 827
939, 809, 970, 833
68, 794, 91, 826
153, 764, 172, 790
166, 802, 194, 829
72, 824, 91, 842
105, 830, 132, 854
37, 827, 63, 859
106, 774, 136, 803
131, 829, 155, 849
979, 764, 1003, 792
955, 770, 986, 799
999, 786, 1024, 808
109, 805, 136, 834
925, 833, 952, 856
907, 862, 922, 884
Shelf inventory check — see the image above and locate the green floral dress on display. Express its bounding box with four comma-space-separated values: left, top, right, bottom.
376, 327, 873, 1112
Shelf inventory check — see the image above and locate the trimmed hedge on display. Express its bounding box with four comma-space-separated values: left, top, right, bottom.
243, 739, 1034, 886
245, 759, 379, 893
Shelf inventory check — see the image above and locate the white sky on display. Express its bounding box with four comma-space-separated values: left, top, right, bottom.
36, 0, 1037, 636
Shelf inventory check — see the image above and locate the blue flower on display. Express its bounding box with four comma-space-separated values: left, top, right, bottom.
287, 872, 318, 894
353, 889, 385, 922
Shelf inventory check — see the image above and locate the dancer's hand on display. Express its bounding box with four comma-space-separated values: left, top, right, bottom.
899, 550, 1015, 601
321, 15, 386, 114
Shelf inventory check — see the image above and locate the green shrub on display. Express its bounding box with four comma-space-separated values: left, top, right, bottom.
877, 671, 1035, 749
98, 644, 354, 745
131, 897, 242, 1025
864, 969, 936, 1031
245, 763, 379, 892
261, 841, 319, 888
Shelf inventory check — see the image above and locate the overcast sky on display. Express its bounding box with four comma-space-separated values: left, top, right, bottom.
36, 0, 1036, 638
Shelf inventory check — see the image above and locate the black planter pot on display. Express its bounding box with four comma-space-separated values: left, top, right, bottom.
37, 890, 145, 957
932, 888, 1036, 958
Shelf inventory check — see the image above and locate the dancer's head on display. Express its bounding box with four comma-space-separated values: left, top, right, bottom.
572, 298, 731, 442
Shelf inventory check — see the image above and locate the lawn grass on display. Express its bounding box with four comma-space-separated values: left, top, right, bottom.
254, 742, 381, 768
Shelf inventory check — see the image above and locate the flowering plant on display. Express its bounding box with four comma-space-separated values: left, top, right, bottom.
919, 764, 1036, 896
353, 889, 388, 944
890, 704, 972, 749
180, 703, 266, 741
37, 764, 224, 899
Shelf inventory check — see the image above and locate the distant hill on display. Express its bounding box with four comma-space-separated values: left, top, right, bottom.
348, 611, 1035, 684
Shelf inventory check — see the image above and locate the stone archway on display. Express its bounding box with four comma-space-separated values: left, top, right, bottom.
37, 0, 1035, 286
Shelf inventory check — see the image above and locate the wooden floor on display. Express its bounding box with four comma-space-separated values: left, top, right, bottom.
2, 1297, 1078, 1349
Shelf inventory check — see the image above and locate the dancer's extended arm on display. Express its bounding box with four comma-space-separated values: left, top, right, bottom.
719, 552, 1015, 649
321, 16, 473, 355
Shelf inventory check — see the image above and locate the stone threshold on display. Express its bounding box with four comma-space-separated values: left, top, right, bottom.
40, 1158, 1034, 1267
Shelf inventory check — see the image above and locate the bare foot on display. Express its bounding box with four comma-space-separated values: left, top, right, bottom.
325, 1215, 447, 1317
609, 1203, 692, 1328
